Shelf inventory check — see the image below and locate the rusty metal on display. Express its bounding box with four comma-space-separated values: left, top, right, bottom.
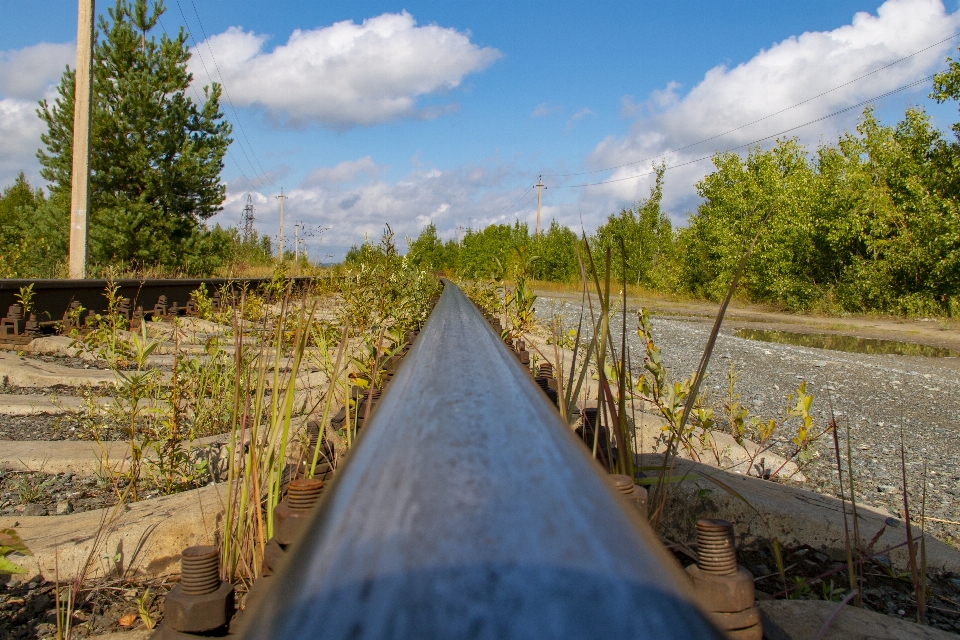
609, 473, 649, 520
273, 478, 325, 545
696, 519, 738, 575
158, 545, 235, 636
687, 519, 762, 640
0, 276, 320, 333
238, 279, 721, 639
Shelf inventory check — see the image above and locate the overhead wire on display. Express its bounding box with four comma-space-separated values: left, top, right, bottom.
181, 0, 278, 189
491, 183, 535, 219
552, 73, 936, 189
167, 1, 272, 194
547, 31, 960, 180
155, 13, 267, 197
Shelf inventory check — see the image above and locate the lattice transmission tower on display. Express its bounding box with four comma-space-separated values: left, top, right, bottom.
242, 194, 255, 242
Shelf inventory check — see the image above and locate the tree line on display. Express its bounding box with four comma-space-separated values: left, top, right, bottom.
369, 59, 960, 317
0, 0, 271, 277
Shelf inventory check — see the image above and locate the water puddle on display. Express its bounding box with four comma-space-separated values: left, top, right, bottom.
734, 328, 959, 357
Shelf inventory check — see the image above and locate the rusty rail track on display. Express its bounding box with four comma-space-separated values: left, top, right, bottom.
0, 276, 321, 344
229, 279, 722, 639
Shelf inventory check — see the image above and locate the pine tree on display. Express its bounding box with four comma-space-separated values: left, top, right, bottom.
37, 0, 232, 266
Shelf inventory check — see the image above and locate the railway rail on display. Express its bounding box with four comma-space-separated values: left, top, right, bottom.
225, 280, 727, 639
0, 275, 759, 637
0, 276, 320, 345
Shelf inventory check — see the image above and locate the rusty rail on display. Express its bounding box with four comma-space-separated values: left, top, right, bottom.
239, 279, 721, 639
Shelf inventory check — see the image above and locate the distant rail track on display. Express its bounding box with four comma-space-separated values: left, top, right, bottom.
0, 276, 321, 344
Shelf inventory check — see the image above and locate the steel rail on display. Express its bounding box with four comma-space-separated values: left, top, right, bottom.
0, 276, 321, 326
241, 279, 721, 639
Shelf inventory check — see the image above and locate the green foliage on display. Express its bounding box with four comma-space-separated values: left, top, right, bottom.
0, 173, 64, 278
456, 221, 530, 279
678, 106, 960, 315
530, 220, 578, 282
405, 222, 454, 272
593, 164, 674, 288
35, 0, 232, 269
0, 528, 31, 575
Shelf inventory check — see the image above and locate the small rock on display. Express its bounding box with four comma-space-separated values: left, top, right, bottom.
22, 503, 47, 516
752, 564, 772, 577
55, 500, 73, 515
813, 552, 828, 563
814, 360, 827, 367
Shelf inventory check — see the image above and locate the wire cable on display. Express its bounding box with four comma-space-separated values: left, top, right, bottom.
548, 31, 959, 179
552, 74, 935, 189
182, 0, 278, 188
156, 13, 267, 197
170, 1, 273, 193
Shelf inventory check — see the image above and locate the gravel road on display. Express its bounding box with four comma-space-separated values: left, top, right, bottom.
539, 298, 960, 547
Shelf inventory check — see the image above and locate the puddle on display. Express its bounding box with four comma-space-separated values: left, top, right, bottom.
734, 329, 959, 357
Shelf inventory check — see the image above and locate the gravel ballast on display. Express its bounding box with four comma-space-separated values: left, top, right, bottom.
540, 299, 960, 548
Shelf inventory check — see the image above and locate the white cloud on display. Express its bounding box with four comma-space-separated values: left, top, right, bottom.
565, 107, 595, 131
531, 103, 560, 118
0, 42, 74, 187
572, 0, 960, 223
0, 99, 46, 188
301, 156, 381, 186
214, 156, 538, 259
0, 42, 74, 100
194, 12, 501, 128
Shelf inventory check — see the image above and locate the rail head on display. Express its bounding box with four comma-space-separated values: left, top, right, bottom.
242, 279, 722, 639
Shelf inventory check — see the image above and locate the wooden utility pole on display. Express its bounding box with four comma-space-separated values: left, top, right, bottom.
276, 189, 286, 261
534, 177, 545, 236
294, 222, 300, 266
69, 0, 95, 279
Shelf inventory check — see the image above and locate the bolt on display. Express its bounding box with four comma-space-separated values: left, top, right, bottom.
608, 474, 648, 520
180, 545, 220, 595
687, 518, 762, 639
538, 362, 554, 378
696, 519, 737, 576
274, 478, 325, 545
287, 478, 324, 510
582, 407, 598, 429
160, 545, 234, 634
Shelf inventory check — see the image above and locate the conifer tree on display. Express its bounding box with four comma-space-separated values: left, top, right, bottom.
37, 0, 232, 266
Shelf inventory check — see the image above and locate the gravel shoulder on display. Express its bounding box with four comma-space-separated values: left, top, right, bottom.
536, 295, 960, 549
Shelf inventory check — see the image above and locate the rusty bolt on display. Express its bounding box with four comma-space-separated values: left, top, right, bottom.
261, 538, 285, 577
687, 519, 762, 639
161, 545, 234, 634
274, 478, 325, 545
608, 474, 648, 521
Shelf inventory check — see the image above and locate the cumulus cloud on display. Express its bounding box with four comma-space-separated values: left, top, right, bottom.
571, 0, 960, 223
0, 42, 73, 187
194, 12, 501, 128
0, 42, 74, 100
215, 156, 542, 260
0, 99, 47, 187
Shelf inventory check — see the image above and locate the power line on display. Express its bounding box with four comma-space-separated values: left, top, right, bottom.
552, 74, 935, 189
491, 183, 535, 219
548, 31, 960, 179
168, 1, 272, 193
181, 0, 278, 189
155, 13, 267, 197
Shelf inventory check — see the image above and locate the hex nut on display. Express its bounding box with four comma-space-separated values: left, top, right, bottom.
273, 500, 312, 546
262, 537, 286, 575
709, 604, 761, 630
724, 619, 764, 640
686, 564, 755, 613
163, 581, 235, 633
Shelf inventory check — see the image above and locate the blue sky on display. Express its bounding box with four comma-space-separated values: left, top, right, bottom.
1, 0, 959, 261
